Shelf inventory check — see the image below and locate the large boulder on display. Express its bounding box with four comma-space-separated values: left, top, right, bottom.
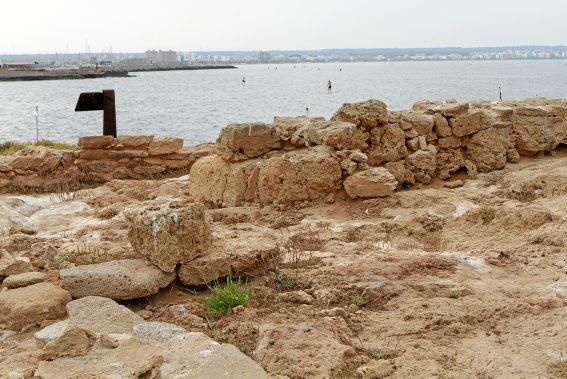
189, 155, 264, 208
511, 107, 556, 156
35, 331, 268, 379
65, 296, 143, 334
178, 231, 280, 286
304, 120, 369, 150
273, 116, 312, 145
217, 122, 282, 161
189, 155, 232, 207
0, 283, 71, 330
467, 128, 511, 172
125, 202, 211, 272
449, 110, 490, 137
331, 99, 388, 129
405, 150, 437, 184
60, 259, 176, 300
343, 168, 398, 199
257, 148, 342, 205
367, 124, 408, 165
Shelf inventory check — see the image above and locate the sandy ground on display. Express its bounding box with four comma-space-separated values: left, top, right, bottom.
1, 153, 566, 377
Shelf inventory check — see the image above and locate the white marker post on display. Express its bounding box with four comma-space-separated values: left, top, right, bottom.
34, 106, 39, 144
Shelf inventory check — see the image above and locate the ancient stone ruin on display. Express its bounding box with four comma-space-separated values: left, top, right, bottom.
190, 97, 567, 207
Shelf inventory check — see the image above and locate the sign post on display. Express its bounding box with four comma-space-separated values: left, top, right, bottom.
75, 89, 117, 137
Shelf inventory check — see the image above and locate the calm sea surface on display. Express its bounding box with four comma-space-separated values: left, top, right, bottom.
1, 60, 566, 145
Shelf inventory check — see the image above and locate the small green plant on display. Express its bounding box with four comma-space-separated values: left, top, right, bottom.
355, 296, 370, 308
204, 277, 250, 317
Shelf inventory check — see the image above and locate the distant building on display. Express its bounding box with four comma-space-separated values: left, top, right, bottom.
160, 50, 178, 64
145, 50, 159, 64
258, 51, 271, 63
145, 49, 178, 65
1, 61, 39, 70
121, 57, 151, 66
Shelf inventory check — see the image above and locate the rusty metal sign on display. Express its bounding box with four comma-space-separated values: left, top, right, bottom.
75, 89, 117, 137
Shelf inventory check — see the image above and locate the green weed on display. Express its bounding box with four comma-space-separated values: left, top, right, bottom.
204, 277, 250, 317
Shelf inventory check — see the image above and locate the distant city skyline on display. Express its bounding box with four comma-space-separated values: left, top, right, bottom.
1, 0, 567, 54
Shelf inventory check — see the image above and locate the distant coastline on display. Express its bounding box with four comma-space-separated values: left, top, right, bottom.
126, 65, 236, 72
0, 65, 236, 82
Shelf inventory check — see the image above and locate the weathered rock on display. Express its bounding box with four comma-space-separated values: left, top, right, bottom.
39, 325, 93, 360
506, 148, 521, 163
442, 102, 470, 117
367, 124, 408, 165
34, 337, 164, 378
257, 148, 342, 205
305, 120, 369, 150
66, 296, 143, 334
189, 155, 232, 207
35, 320, 71, 347
132, 322, 186, 342
217, 122, 281, 161
405, 150, 437, 184
511, 110, 555, 155
255, 321, 356, 377
35, 330, 268, 378
434, 113, 452, 137
115, 135, 154, 148
148, 136, 183, 155
467, 128, 510, 172
273, 116, 311, 144
159, 333, 269, 378
437, 136, 461, 149
385, 161, 415, 187
60, 259, 176, 300
125, 202, 211, 272
178, 232, 280, 286
406, 113, 436, 141
2, 271, 48, 289
0, 250, 32, 277
331, 99, 388, 129
343, 168, 398, 199
277, 290, 314, 304
349, 150, 368, 163
0, 283, 71, 330
436, 149, 466, 180
78, 136, 113, 150
449, 111, 490, 137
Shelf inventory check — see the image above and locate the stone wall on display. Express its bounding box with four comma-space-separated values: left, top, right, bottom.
189, 97, 567, 207
0, 135, 215, 192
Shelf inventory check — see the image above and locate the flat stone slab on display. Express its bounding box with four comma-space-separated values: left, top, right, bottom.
0, 282, 71, 330
66, 296, 144, 335
3, 271, 48, 289
60, 259, 175, 300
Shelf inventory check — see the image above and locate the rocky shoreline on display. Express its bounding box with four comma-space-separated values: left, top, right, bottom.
0, 97, 566, 377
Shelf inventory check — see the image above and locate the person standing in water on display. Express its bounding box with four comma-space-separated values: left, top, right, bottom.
242, 77, 246, 86
499, 86, 502, 101
327, 80, 332, 94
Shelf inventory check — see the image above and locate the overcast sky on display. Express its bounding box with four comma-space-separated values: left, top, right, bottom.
1, 0, 566, 53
